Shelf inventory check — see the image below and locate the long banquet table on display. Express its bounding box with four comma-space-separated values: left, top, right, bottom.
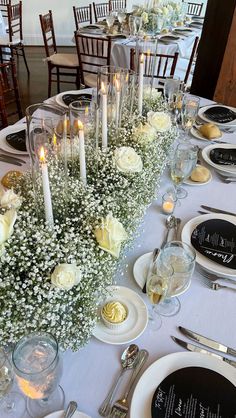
1, 94, 236, 418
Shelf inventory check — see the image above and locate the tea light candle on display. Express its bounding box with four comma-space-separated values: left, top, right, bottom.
39, 147, 54, 227
138, 53, 144, 115
162, 193, 176, 214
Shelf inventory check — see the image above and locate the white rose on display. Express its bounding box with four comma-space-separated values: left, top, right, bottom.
147, 111, 172, 132
51, 263, 82, 290
143, 86, 162, 101
133, 123, 157, 144
141, 11, 149, 24
162, 6, 169, 15
0, 186, 22, 209
114, 147, 143, 173
94, 214, 128, 258
0, 209, 17, 252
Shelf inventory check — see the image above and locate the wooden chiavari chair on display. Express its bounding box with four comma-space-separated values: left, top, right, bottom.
0, 59, 22, 128
184, 2, 204, 17
130, 49, 179, 87
0, 0, 11, 20
93, 2, 109, 22
109, 0, 126, 11
39, 10, 80, 97
75, 32, 111, 87
0, 2, 30, 74
73, 5, 92, 30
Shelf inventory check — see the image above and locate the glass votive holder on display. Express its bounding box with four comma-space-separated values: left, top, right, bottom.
162, 192, 177, 214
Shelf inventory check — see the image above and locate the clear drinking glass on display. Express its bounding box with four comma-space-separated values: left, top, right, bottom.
12, 332, 64, 418
117, 9, 126, 31
106, 13, 115, 29
128, 15, 136, 37
156, 241, 196, 316
164, 78, 181, 112
0, 348, 25, 418
181, 94, 200, 140
134, 16, 142, 35
146, 259, 174, 330
170, 143, 198, 199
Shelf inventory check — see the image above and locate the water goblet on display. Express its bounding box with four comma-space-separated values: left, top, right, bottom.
146, 258, 174, 331
164, 78, 181, 113
181, 94, 200, 140
117, 9, 126, 31
106, 13, 115, 30
12, 332, 64, 418
170, 143, 198, 199
156, 241, 196, 316
0, 348, 25, 417
134, 16, 142, 36
128, 15, 136, 37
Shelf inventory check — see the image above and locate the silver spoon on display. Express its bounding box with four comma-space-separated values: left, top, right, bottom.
99, 344, 139, 417
64, 401, 77, 418
161, 215, 176, 248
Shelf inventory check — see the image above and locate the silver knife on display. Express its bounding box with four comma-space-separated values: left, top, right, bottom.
0, 154, 26, 164
172, 336, 236, 368
179, 326, 236, 357
201, 205, 236, 217
0, 156, 22, 166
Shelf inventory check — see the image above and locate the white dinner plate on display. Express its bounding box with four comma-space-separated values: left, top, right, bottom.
190, 126, 223, 141
44, 410, 91, 418
202, 143, 236, 176
181, 213, 236, 278
183, 164, 212, 186
55, 90, 93, 109
93, 286, 148, 345
0, 124, 28, 155
198, 104, 236, 127
130, 352, 236, 418
133, 253, 191, 297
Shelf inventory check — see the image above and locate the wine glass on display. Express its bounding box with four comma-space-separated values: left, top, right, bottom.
134, 16, 142, 36
0, 348, 25, 417
12, 332, 64, 418
164, 78, 181, 112
106, 13, 115, 30
170, 143, 198, 199
156, 241, 196, 316
181, 94, 200, 140
146, 258, 174, 330
117, 9, 126, 32
128, 15, 136, 37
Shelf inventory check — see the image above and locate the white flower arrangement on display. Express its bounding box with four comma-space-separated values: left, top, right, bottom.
0, 93, 176, 351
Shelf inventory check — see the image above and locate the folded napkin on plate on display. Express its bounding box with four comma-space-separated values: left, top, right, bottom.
210, 148, 236, 166
6, 129, 27, 152
204, 106, 236, 123
191, 219, 236, 269
151, 367, 236, 418
62, 93, 92, 106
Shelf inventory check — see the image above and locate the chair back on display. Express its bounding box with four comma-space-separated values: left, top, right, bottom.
93, 2, 109, 22
75, 33, 111, 85
7, 1, 23, 42
0, 0, 11, 19
109, 0, 126, 11
73, 5, 92, 30
130, 49, 179, 81
0, 59, 22, 128
39, 10, 57, 57
185, 2, 203, 16
184, 36, 199, 84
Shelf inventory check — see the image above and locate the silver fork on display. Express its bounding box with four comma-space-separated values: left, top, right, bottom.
109, 350, 148, 418
197, 266, 236, 285
200, 276, 236, 292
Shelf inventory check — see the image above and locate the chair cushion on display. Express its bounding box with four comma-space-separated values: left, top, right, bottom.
47, 53, 79, 67
83, 72, 97, 87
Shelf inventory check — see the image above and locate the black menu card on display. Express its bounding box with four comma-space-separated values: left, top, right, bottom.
152, 367, 236, 418
191, 219, 236, 269
204, 106, 236, 124
210, 148, 236, 166
6, 129, 27, 152
62, 93, 92, 106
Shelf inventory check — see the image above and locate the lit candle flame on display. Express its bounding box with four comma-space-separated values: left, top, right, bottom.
52, 133, 57, 146
115, 79, 121, 92
77, 120, 83, 130
39, 146, 46, 163
101, 81, 106, 94
85, 105, 89, 116
147, 49, 151, 57
140, 53, 144, 64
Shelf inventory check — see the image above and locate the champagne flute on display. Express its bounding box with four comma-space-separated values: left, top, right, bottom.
170, 143, 198, 199
181, 94, 200, 140
0, 348, 25, 418
12, 332, 64, 418
146, 259, 173, 331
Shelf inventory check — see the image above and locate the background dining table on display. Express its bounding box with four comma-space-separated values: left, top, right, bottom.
1, 93, 236, 418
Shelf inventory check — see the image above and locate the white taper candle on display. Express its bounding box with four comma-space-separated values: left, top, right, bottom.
39, 147, 54, 228
138, 53, 144, 115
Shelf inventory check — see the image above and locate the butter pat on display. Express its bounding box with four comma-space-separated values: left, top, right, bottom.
101, 300, 128, 330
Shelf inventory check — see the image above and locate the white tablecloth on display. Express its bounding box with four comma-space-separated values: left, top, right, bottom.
1, 95, 236, 418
